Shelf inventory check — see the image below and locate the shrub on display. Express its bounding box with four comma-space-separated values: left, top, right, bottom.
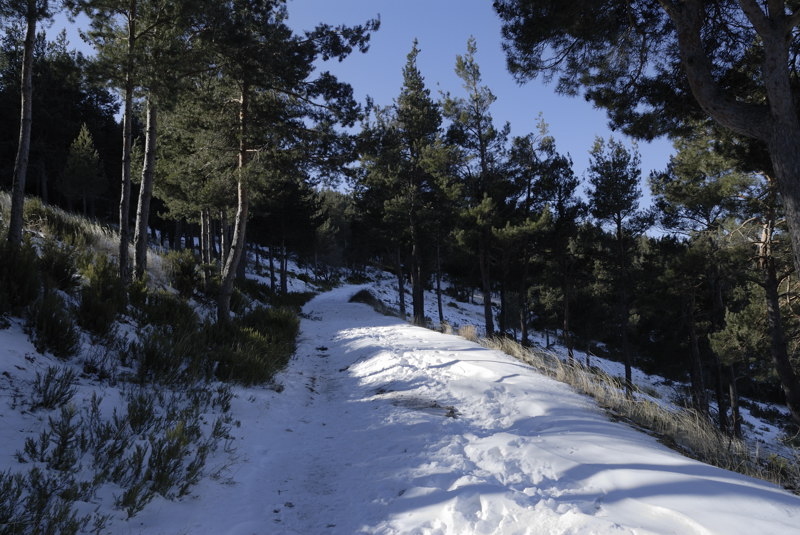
138, 290, 198, 336
23, 196, 95, 247
25, 289, 80, 358
205, 314, 298, 385
165, 249, 199, 298
38, 238, 80, 293
129, 327, 208, 384
0, 237, 41, 316
31, 367, 77, 410
77, 254, 126, 337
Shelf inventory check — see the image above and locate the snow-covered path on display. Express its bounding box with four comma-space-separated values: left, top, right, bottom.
132, 286, 800, 534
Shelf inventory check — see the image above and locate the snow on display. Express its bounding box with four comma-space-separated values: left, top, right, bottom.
121, 285, 800, 534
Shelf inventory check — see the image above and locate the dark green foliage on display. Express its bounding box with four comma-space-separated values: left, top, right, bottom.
208, 305, 300, 384
31, 367, 77, 410
236, 277, 314, 311
0, 237, 40, 315
38, 238, 80, 293
25, 289, 80, 359
131, 327, 209, 384
165, 249, 199, 299
137, 289, 199, 335
77, 254, 125, 337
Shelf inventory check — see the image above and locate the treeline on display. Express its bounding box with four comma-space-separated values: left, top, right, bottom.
3, 1, 800, 437
344, 38, 800, 438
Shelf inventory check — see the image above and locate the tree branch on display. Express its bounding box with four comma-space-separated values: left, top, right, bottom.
664, 0, 771, 141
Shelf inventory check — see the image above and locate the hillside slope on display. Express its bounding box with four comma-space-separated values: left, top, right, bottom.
127, 285, 800, 534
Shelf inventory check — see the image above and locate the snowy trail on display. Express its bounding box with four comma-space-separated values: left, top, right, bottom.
131, 286, 800, 534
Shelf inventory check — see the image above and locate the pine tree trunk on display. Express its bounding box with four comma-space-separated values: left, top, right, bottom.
133, 99, 157, 280
217, 85, 250, 323
269, 245, 276, 291
563, 280, 574, 361
7, 1, 36, 250
396, 249, 406, 319
280, 239, 287, 294
436, 240, 444, 327
687, 295, 709, 415
411, 234, 425, 326
479, 238, 494, 336
762, 248, 800, 426
118, 0, 137, 283
728, 364, 742, 439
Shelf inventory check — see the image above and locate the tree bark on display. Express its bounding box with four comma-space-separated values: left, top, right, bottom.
133, 98, 157, 280
396, 248, 406, 319
479, 238, 494, 336
687, 295, 709, 415
217, 85, 250, 322
760, 222, 800, 426
7, 1, 37, 250
410, 234, 425, 326
436, 240, 444, 326
118, 0, 137, 283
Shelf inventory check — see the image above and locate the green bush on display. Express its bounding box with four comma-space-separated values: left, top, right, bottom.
25, 289, 80, 358
38, 238, 80, 293
165, 249, 199, 298
129, 327, 209, 384
210, 324, 277, 385
208, 306, 300, 385
138, 290, 198, 335
77, 254, 126, 337
0, 238, 41, 316
241, 305, 299, 348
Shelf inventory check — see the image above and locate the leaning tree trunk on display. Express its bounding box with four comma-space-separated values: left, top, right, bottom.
436, 240, 444, 326
7, 2, 36, 250
217, 85, 250, 323
133, 98, 157, 280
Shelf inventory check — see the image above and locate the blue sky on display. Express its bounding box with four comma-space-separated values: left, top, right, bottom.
51, 0, 674, 201
286, 0, 674, 192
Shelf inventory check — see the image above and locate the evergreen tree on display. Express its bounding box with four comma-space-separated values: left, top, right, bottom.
443, 37, 510, 336
587, 136, 649, 394
530, 134, 585, 359
57, 122, 105, 214
190, 0, 377, 322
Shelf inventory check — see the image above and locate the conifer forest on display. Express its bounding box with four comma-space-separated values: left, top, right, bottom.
4, 1, 800, 533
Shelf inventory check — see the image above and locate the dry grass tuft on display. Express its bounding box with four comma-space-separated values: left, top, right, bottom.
482, 336, 800, 493
458, 324, 479, 342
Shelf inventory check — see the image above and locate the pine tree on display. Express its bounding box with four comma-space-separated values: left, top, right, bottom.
57, 123, 105, 214
587, 136, 649, 394
443, 37, 510, 336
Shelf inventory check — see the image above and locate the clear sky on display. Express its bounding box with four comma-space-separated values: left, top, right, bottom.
50, 0, 675, 200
